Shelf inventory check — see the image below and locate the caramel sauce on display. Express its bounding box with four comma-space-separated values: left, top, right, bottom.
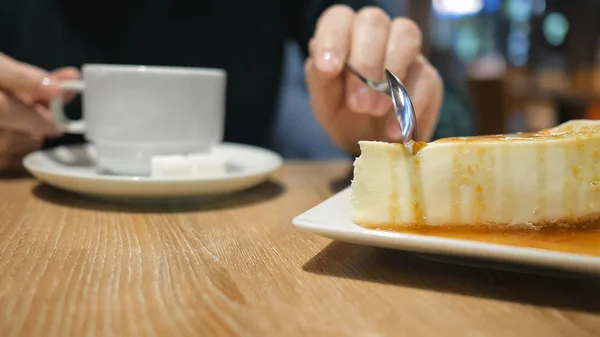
369, 225, 600, 257
391, 141, 428, 154
475, 184, 484, 222
433, 134, 557, 143
593, 149, 600, 190
412, 141, 428, 154
389, 147, 401, 222
433, 121, 600, 144
474, 147, 488, 223
450, 146, 466, 223
564, 142, 579, 217
572, 166, 581, 179
410, 158, 426, 224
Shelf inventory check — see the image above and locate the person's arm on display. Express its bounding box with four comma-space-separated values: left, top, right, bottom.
290, 0, 478, 145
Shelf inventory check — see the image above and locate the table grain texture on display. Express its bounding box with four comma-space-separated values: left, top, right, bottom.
0, 161, 599, 337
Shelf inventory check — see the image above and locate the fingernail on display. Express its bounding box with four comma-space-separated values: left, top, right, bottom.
316, 50, 341, 73
40, 77, 61, 96
350, 87, 376, 113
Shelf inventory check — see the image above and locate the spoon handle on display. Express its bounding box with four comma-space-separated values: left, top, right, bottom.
345, 63, 390, 95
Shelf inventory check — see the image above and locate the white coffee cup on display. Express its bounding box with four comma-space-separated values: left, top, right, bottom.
50, 64, 227, 176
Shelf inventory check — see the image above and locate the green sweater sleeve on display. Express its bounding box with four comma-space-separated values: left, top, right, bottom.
432, 82, 478, 140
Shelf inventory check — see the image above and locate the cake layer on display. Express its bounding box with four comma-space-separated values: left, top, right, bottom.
351, 120, 600, 228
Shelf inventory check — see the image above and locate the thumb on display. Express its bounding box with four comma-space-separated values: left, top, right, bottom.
50, 67, 81, 104
305, 58, 345, 128
51, 66, 81, 81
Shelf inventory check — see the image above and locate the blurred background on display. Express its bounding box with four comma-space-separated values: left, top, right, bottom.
271, 0, 600, 158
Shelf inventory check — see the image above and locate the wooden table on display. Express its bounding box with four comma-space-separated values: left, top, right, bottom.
0, 162, 599, 336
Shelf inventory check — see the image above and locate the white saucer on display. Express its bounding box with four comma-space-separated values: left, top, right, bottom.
23, 143, 282, 200
293, 188, 600, 276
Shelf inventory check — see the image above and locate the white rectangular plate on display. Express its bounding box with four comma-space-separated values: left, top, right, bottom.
292, 187, 600, 275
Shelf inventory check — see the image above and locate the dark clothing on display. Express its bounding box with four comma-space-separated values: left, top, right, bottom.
0, 0, 476, 151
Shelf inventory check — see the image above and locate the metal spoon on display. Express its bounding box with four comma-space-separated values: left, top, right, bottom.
345, 64, 418, 144
385, 69, 418, 144
345, 63, 391, 95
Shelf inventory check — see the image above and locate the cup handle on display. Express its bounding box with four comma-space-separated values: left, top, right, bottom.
50, 80, 86, 134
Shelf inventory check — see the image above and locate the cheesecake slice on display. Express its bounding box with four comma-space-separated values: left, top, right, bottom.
351, 119, 600, 229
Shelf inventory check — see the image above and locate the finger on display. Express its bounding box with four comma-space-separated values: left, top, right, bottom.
307, 56, 390, 154
373, 18, 422, 117
35, 103, 60, 126
0, 53, 61, 100
0, 129, 43, 157
0, 155, 30, 176
311, 5, 355, 76
385, 18, 423, 81
386, 56, 442, 142
50, 66, 81, 104
346, 7, 391, 114
305, 58, 346, 127
0, 91, 63, 137
349, 7, 391, 80
51, 66, 80, 80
